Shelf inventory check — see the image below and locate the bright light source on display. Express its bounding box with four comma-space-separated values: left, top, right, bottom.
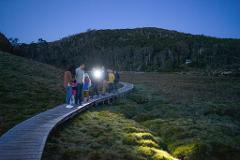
93, 68, 103, 80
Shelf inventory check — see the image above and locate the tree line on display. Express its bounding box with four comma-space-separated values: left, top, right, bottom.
10, 27, 240, 73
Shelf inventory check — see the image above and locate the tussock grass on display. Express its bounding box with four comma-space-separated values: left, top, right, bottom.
43, 72, 240, 160
43, 110, 176, 160
120, 72, 240, 160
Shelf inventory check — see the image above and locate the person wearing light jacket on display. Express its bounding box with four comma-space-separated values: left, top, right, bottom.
107, 69, 115, 93
75, 64, 85, 105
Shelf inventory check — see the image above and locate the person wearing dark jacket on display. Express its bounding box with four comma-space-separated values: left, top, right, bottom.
113, 70, 120, 92
101, 66, 108, 95
90, 67, 102, 97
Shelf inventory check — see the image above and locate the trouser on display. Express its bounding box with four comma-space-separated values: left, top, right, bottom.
114, 81, 119, 92
102, 80, 107, 94
70, 95, 76, 105
83, 90, 90, 100
92, 82, 99, 96
108, 83, 114, 93
76, 83, 83, 104
65, 86, 72, 104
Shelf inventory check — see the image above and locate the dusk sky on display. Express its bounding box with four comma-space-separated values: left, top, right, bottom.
1, 0, 240, 43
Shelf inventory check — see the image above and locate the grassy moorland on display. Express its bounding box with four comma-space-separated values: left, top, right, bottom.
0, 51, 64, 135
120, 72, 240, 160
43, 110, 176, 160
43, 72, 240, 160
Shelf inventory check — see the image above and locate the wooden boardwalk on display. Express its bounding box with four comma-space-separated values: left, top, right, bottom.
0, 82, 133, 160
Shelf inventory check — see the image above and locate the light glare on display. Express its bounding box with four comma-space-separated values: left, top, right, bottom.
93, 69, 102, 80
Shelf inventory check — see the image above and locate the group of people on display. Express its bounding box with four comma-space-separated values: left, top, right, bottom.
63, 64, 120, 105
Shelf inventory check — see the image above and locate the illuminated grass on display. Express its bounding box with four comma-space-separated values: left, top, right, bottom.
172, 143, 195, 158
137, 146, 178, 160
138, 139, 159, 148
43, 110, 176, 160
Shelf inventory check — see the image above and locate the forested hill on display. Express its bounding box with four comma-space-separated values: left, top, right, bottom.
15, 27, 240, 71
0, 33, 12, 53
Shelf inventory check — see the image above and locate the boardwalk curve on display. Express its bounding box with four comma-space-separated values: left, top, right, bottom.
0, 82, 133, 160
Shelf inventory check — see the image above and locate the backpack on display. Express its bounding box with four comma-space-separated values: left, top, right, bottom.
84, 76, 90, 83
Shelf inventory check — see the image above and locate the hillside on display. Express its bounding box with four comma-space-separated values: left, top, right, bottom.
16, 27, 240, 72
0, 51, 64, 135
0, 33, 12, 53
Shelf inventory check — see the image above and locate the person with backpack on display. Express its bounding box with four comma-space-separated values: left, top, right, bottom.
90, 67, 103, 97
75, 64, 85, 105
101, 66, 108, 95
82, 73, 91, 102
113, 70, 120, 92
107, 69, 115, 93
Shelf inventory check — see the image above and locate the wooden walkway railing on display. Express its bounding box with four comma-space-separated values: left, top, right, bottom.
0, 82, 134, 160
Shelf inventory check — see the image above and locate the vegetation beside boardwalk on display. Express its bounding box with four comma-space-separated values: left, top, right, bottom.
43, 110, 176, 160
43, 72, 240, 160
0, 51, 64, 135
121, 72, 240, 160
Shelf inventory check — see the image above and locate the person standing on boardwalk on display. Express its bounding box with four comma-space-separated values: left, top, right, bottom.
82, 73, 92, 102
113, 70, 120, 92
64, 68, 73, 104
75, 64, 85, 105
101, 66, 108, 95
90, 67, 102, 97
107, 69, 115, 93
71, 78, 77, 104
